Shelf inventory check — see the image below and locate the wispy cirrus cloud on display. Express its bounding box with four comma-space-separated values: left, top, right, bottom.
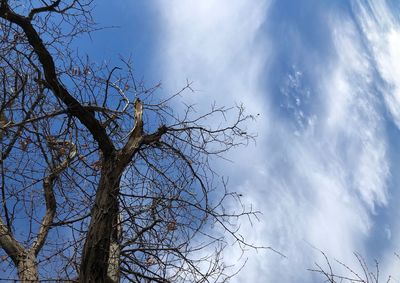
350, 1, 400, 279
149, 1, 399, 282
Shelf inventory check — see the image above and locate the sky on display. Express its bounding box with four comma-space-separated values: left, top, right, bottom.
90, 1, 400, 282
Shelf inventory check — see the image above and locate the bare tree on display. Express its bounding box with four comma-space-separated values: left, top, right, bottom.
0, 1, 259, 282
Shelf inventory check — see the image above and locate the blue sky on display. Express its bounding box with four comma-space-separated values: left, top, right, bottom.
89, 1, 400, 282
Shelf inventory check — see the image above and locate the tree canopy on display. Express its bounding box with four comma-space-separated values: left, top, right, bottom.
0, 1, 257, 282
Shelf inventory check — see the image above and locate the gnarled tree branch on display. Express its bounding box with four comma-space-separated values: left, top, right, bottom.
0, 4, 115, 156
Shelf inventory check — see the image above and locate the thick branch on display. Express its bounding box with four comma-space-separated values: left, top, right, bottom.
0, 218, 24, 265
28, 0, 61, 20
0, 219, 40, 281
120, 98, 143, 157
119, 99, 167, 165
30, 140, 77, 255
0, 6, 115, 156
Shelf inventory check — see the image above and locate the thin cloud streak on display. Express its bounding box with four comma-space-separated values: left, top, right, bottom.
351, 1, 400, 280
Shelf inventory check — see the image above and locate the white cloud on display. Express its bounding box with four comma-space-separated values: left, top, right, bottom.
351, 1, 400, 280
229, 15, 389, 280
353, 1, 400, 130
152, 1, 394, 282
153, 0, 270, 121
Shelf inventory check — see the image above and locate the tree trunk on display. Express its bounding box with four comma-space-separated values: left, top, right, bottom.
79, 158, 123, 283
107, 213, 121, 283
17, 252, 39, 283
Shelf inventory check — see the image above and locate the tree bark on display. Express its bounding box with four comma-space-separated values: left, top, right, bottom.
79, 99, 166, 282
0, 223, 39, 282
107, 212, 121, 283
79, 157, 123, 283
17, 251, 39, 283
